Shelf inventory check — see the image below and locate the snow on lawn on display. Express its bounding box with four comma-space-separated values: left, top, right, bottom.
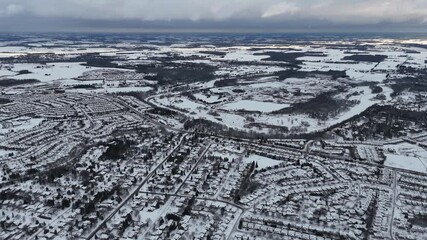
0, 117, 44, 135
210, 151, 239, 160
138, 207, 163, 223
215, 112, 247, 128
243, 154, 282, 169
385, 154, 427, 173
0, 149, 15, 158
384, 143, 427, 173
221, 100, 289, 113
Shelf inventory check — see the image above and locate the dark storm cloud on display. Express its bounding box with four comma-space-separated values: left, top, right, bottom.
0, 0, 426, 32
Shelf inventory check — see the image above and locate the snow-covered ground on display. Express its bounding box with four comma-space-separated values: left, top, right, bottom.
0, 117, 44, 135
384, 143, 427, 173
193, 93, 222, 103
153, 82, 392, 134
221, 100, 289, 113
1, 62, 132, 83
1, 62, 95, 82
0, 149, 15, 158
156, 96, 205, 111
328, 85, 392, 126
0, 46, 117, 56
245, 84, 391, 133
215, 65, 287, 77
248, 81, 286, 89
216, 48, 268, 62
243, 154, 283, 169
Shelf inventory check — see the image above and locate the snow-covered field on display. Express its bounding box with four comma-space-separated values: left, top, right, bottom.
152, 80, 393, 134
3, 37, 425, 137
157, 96, 205, 112
0, 149, 15, 158
0, 46, 117, 56
0, 117, 44, 135
221, 100, 289, 113
384, 143, 427, 173
1, 62, 96, 82
215, 65, 287, 77
0, 62, 134, 83
328, 85, 392, 126
243, 154, 283, 169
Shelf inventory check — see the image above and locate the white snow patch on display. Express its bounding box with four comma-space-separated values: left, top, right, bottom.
221, 100, 289, 113
384, 143, 427, 173
0, 117, 44, 134
243, 154, 282, 169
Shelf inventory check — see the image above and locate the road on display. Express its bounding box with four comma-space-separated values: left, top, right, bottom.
226, 209, 245, 240
114, 96, 186, 133
28, 207, 73, 240
389, 170, 397, 240
173, 142, 212, 195
137, 191, 245, 240
303, 140, 315, 152
137, 141, 245, 240
138, 191, 244, 211
137, 141, 212, 238
84, 133, 187, 240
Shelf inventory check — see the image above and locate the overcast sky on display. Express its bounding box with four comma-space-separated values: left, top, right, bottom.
0, 0, 426, 32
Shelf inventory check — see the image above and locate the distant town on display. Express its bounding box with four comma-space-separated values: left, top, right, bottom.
0, 33, 427, 240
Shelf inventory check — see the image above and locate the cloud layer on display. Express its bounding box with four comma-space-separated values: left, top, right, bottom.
0, 0, 426, 31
